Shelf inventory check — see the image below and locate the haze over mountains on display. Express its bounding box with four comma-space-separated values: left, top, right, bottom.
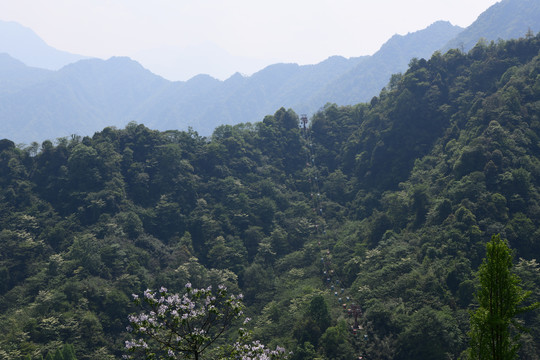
1, 0, 539, 144
0, 20, 89, 70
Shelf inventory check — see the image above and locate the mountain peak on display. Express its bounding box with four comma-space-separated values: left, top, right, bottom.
0, 19, 90, 70
105, 56, 148, 70
57, 56, 164, 81
442, 0, 540, 52
187, 73, 220, 84
374, 20, 463, 61
224, 72, 247, 83
382, 21, 463, 47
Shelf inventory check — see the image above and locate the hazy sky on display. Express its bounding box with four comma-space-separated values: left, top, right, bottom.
1, 0, 501, 80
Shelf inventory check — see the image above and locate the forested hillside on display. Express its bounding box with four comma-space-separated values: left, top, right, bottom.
2, 34, 540, 359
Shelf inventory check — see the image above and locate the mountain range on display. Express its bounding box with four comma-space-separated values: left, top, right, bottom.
1, 0, 540, 144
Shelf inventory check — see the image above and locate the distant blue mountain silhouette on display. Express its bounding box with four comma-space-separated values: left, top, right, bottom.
0, 20, 89, 70
1, 0, 538, 144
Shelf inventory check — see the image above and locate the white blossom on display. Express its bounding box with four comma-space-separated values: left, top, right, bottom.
126, 283, 288, 359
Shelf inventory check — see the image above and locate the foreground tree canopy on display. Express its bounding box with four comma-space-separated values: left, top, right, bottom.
1, 34, 540, 359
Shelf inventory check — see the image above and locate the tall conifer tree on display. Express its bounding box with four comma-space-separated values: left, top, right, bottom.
468, 234, 538, 359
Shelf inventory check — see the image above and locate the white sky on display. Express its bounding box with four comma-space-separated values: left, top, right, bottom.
0, 0, 501, 80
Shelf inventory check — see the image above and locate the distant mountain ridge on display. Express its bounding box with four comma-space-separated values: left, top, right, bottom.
0, 22, 459, 143
0, 53, 53, 94
0, 20, 89, 70
0, 56, 170, 142
1, 0, 539, 143
443, 0, 540, 52
310, 20, 463, 106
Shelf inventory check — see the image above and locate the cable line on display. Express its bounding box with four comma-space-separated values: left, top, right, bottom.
299, 114, 367, 347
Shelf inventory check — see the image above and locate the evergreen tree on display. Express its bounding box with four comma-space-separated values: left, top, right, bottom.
468, 234, 539, 360
53, 348, 64, 360
61, 344, 77, 360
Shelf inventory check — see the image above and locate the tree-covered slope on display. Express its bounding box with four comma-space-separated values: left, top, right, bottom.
2, 35, 540, 359
308, 35, 540, 359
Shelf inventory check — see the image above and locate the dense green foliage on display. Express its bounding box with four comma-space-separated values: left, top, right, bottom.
2, 35, 540, 359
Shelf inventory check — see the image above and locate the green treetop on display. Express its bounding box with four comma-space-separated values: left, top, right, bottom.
468, 234, 539, 360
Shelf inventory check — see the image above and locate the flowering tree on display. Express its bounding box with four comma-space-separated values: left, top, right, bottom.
221, 325, 289, 360
125, 283, 289, 360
